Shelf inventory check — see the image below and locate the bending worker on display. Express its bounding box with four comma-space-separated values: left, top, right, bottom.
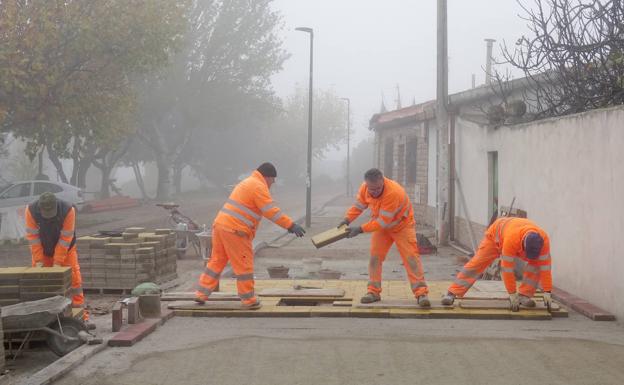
340, 168, 430, 307
25, 192, 87, 317
441, 217, 553, 311
195, 162, 306, 308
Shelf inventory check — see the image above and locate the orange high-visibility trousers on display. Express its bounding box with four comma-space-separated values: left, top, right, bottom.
196, 225, 257, 305
368, 225, 428, 297
447, 235, 538, 298
35, 249, 87, 318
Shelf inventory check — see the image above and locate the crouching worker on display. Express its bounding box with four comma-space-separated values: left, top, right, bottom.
441, 217, 553, 311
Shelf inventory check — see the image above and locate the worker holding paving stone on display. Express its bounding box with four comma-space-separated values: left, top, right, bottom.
195, 162, 305, 308
441, 217, 553, 312
340, 168, 430, 307
24, 192, 88, 320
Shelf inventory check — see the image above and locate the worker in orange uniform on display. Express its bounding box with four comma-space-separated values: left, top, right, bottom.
195, 163, 306, 308
340, 168, 430, 307
24, 192, 88, 318
441, 217, 553, 311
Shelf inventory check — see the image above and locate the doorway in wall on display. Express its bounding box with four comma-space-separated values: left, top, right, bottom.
488, 151, 499, 224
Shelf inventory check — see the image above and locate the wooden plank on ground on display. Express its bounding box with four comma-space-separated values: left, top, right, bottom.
356, 299, 454, 310
258, 288, 345, 297
167, 300, 262, 311
161, 292, 239, 301
460, 299, 560, 311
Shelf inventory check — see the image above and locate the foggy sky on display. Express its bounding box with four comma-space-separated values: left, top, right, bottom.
271, 0, 529, 152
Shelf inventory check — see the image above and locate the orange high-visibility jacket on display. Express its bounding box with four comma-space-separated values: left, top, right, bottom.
345, 177, 414, 233
25, 205, 76, 265
214, 170, 293, 237
489, 217, 552, 293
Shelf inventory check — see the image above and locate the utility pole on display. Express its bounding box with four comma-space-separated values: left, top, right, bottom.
485, 38, 496, 85
296, 27, 314, 228
436, 0, 450, 246
341, 97, 351, 196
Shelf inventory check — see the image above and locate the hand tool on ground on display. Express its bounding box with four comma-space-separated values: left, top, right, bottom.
293, 284, 323, 290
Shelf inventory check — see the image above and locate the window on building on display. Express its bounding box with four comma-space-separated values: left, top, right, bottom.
384, 138, 394, 178
406, 137, 418, 184
397, 144, 405, 184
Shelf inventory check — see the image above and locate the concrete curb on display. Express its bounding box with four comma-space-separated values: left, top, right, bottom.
552, 286, 616, 321
22, 307, 176, 385
108, 308, 175, 347
18, 341, 109, 385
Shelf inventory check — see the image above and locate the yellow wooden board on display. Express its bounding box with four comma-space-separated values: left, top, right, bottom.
311, 225, 349, 248
171, 279, 564, 320
168, 300, 262, 310
356, 299, 454, 310
259, 288, 345, 297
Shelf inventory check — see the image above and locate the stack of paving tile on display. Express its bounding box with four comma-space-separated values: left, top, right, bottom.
77, 228, 177, 290
0, 306, 4, 371
77, 236, 110, 288
0, 267, 26, 307
0, 267, 72, 305
19, 267, 72, 301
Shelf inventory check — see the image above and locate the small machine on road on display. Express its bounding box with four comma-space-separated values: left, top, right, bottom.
157, 202, 212, 259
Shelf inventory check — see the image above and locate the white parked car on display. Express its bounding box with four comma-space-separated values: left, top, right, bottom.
0, 180, 84, 209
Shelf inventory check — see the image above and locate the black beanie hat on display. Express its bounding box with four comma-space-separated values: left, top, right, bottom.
257, 162, 277, 177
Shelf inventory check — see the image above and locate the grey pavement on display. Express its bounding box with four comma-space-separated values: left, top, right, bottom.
53, 194, 624, 385
55, 316, 624, 385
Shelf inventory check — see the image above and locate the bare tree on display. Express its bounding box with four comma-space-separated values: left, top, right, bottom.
501, 0, 624, 119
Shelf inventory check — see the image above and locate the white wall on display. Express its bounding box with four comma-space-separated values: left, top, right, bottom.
455, 106, 624, 320
427, 123, 437, 208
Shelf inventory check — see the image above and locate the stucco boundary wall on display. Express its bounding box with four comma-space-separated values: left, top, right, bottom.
454, 106, 624, 321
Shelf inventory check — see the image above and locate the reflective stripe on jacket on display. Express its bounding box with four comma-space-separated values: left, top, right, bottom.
214, 170, 293, 237
345, 177, 414, 233
488, 217, 552, 293
25, 200, 76, 265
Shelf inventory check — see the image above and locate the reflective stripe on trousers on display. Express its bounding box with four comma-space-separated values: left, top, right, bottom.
196, 226, 257, 304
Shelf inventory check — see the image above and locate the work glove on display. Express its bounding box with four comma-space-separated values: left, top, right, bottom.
346, 226, 363, 238
34, 262, 44, 268
337, 218, 350, 228
509, 292, 520, 312
543, 292, 552, 311
288, 223, 306, 237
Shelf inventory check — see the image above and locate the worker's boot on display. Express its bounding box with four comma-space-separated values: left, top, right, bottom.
194, 294, 209, 305
417, 295, 431, 308
360, 292, 381, 304
241, 300, 262, 310
441, 292, 456, 306
519, 295, 536, 307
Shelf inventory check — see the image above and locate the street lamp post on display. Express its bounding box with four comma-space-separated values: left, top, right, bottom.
340, 97, 351, 196
296, 27, 313, 228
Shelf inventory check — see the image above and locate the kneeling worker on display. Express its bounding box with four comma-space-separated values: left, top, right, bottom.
441, 217, 553, 311
25, 192, 87, 319
195, 162, 306, 308
340, 168, 430, 307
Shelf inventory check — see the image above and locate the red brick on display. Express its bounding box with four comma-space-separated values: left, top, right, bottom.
108, 318, 159, 347
112, 302, 123, 332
